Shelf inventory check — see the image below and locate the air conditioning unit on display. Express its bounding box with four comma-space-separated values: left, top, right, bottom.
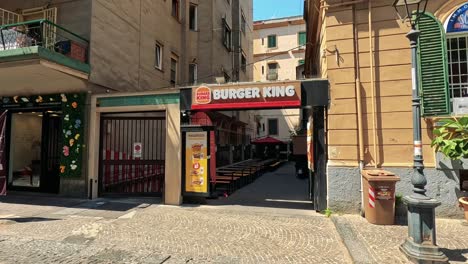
453, 97, 468, 115
266, 73, 278, 81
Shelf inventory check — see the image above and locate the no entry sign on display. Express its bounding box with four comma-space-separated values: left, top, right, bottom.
133, 142, 142, 158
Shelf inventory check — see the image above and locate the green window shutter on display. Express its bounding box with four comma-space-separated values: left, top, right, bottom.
417, 13, 450, 116
268, 35, 276, 48
298, 32, 306, 46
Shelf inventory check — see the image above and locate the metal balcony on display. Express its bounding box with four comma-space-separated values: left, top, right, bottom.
0, 19, 89, 96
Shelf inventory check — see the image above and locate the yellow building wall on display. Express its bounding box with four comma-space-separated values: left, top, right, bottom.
324, 0, 459, 168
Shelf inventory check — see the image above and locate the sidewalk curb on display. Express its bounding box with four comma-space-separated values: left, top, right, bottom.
331, 215, 377, 264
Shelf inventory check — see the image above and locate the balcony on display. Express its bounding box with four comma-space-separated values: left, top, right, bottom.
0, 19, 89, 96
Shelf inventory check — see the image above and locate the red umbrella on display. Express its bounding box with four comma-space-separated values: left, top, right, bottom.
251, 136, 285, 144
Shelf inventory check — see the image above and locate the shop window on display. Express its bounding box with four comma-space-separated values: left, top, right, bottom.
189, 4, 198, 31
9, 112, 43, 188
267, 35, 277, 48
155, 42, 163, 70
268, 119, 278, 136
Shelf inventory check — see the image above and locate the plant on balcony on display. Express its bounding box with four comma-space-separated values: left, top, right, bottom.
431, 116, 468, 221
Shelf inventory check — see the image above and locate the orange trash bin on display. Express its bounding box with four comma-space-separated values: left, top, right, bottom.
362, 170, 400, 225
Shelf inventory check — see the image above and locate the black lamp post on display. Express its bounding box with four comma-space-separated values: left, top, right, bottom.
392, 0, 448, 263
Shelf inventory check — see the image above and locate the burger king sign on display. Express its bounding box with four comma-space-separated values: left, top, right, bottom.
195, 86, 211, 104
191, 81, 301, 110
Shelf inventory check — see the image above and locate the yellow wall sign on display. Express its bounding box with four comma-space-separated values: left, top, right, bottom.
185, 132, 208, 194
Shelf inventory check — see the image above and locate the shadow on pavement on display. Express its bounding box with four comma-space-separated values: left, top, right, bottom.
0, 217, 60, 223
441, 248, 468, 263
0, 192, 162, 212
205, 162, 314, 211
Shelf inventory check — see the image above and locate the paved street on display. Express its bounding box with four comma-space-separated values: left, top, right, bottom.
0, 195, 351, 264
0, 163, 466, 264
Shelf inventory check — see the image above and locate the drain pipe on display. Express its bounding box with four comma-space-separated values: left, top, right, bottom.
368, 0, 378, 168
353, 4, 365, 216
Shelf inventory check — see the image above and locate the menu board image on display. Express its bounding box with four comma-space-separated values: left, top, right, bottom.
185, 131, 208, 194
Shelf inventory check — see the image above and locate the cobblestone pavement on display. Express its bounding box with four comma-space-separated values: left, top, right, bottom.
0, 197, 352, 264
333, 214, 468, 264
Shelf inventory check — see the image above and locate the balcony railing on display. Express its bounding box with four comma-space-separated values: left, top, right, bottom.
0, 19, 89, 63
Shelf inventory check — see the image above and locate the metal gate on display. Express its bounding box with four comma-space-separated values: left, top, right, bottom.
99, 114, 166, 195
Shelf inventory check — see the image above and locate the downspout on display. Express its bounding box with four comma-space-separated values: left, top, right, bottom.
353, 4, 365, 215
368, 0, 378, 168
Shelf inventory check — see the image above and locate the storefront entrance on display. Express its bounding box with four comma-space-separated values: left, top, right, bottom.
5, 109, 62, 193
180, 80, 329, 211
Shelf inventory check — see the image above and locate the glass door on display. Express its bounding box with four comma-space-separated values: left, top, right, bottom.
8, 112, 43, 188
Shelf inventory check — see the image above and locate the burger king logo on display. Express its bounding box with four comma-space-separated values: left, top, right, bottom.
195, 86, 211, 104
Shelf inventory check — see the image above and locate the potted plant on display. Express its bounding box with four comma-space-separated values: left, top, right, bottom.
431, 116, 468, 221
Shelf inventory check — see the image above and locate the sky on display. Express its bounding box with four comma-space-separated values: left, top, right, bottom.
253, 0, 304, 21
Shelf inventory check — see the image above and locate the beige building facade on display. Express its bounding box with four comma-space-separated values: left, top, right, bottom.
305, 0, 468, 217
0, 0, 253, 205
252, 16, 306, 144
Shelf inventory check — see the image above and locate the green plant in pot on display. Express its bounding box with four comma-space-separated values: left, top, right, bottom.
431, 116, 468, 221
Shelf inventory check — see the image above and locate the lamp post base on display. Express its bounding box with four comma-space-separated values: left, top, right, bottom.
400, 238, 448, 264
400, 196, 448, 264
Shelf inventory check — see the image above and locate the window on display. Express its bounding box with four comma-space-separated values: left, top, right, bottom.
172, 0, 179, 20
155, 42, 163, 70
267, 63, 278, 80
267, 119, 278, 135
298, 31, 306, 47
170, 56, 178, 86
241, 52, 246, 72
262, 65, 264, 75
298, 59, 305, 65
189, 63, 197, 85
262, 38, 264, 45
223, 19, 232, 50
267, 35, 277, 48
189, 4, 197, 31
241, 11, 246, 33
447, 36, 468, 102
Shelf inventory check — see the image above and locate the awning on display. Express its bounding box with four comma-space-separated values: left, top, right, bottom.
251, 136, 286, 144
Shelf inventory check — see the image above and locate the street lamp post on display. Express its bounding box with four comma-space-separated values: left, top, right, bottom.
392, 0, 448, 263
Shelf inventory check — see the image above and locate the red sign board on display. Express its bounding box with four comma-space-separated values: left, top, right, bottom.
191, 81, 301, 110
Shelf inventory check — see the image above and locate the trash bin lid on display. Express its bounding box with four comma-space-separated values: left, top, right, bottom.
362, 169, 400, 181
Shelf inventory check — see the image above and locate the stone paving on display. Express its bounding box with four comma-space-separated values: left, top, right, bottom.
333, 214, 468, 264
0, 195, 352, 264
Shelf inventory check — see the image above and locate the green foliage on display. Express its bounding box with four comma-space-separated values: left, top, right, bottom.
324, 208, 333, 218
431, 116, 468, 160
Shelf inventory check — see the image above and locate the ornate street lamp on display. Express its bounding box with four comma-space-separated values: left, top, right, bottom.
392, 0, 448, 263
